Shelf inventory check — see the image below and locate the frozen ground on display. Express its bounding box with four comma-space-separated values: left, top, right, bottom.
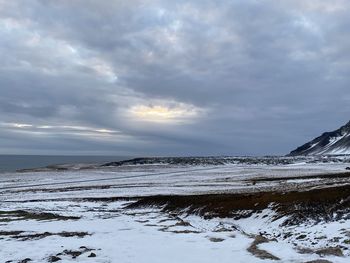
1, 157, 350, 262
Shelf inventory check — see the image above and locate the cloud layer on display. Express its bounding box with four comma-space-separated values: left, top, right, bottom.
1, 0, 350, 156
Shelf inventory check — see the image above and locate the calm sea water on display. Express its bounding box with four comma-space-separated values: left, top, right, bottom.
0, 155, 131, 173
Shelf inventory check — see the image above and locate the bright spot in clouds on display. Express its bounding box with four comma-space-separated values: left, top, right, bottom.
129, 103, 200, 123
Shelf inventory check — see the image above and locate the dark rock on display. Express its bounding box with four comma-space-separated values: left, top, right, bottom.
208, 237, 225, 242
62, 250, 82, 259
296, 234, 307, 240
88, 252, 96, 258
47, 256, 61, 262
343, 239, 350, 244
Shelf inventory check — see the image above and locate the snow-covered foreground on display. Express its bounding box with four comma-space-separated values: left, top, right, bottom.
1, 159, 350, 262
1, 199, 350, 263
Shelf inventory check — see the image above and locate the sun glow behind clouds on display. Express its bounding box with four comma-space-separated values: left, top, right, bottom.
129, 103, 200, 123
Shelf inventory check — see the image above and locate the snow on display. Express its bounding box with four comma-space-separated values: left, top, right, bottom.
0, 161, 349, 201
2, 198, 350, 262
2, 199, 348, 263
1, 159, 350, 262
328, 147, 350, 155
0, 201, 259, 263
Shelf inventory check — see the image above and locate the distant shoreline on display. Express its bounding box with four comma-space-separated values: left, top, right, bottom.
0, 155, 131, 173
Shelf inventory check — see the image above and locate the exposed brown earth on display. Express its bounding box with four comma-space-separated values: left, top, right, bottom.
249, 171, 350, 182
126, 183, 350, 225
247, 235, 280, 260
1, 231, 91, 241
298, 246, 344, 257
0, 210, 80, 222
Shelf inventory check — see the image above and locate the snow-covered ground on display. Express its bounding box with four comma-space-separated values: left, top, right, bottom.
1, 161, 349, 201
1, 158, 350, 262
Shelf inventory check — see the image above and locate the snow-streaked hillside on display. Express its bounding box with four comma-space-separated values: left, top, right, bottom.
289, 121, 350, 156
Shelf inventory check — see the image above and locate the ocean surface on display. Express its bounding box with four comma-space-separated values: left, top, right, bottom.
0, 155, 131, 173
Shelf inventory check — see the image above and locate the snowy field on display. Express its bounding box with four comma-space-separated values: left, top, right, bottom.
1, 157, 350, 262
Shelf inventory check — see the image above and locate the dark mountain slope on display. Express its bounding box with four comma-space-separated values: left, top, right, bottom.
289, 121, 350, 156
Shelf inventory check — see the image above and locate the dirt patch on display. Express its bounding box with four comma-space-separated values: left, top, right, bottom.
0, 231, 24, 236
6, 231, 90, 241
174, 218, 192, 227
316, 247, 344, 257
0, 210, 80, 222
158, 227, 202, 234
5, 259, 33, 263
213, 223, 237, 233
2, 196, 132, 203
13, 185, 113, 193
249, 172, 350, 183
298, 246, 344, 257
247, 235, 280, 260
54, 246, 95, 260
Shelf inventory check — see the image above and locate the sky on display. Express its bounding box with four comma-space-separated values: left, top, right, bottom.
1, 0, 350, 156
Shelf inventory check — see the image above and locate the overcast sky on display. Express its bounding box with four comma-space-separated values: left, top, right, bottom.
1, 0, 350, 156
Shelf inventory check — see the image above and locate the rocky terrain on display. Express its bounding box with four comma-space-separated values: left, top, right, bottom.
103, 156, 350, 167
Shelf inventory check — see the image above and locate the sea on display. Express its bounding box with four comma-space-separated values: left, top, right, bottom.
0, 155, 131, 173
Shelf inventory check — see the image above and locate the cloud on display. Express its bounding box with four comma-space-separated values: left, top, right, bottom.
1, 0, 350, 155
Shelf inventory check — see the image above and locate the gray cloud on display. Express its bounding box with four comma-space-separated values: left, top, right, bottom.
0, 0, 350, 156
